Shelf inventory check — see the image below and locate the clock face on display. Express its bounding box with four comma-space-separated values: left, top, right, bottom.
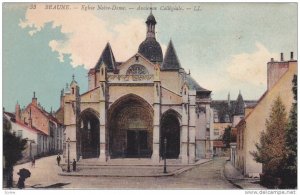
126, 64, 149, 75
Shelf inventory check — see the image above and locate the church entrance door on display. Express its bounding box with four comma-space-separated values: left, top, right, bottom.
160, 111, 180, 159
108, 94, 153, 159
126, 130, 148, 157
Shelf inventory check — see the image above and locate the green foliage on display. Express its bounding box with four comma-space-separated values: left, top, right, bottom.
3, 130, 27, 168
3, 117, 27, 188
3, 115, 11, 132
222, 126, 232, 148
282, 74, 297, 188
251, 96, 287, 176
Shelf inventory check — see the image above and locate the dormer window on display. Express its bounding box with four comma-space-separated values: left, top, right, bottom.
126, 64, 149, 75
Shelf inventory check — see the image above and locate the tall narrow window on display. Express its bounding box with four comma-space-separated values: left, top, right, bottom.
17, 130, 22, 138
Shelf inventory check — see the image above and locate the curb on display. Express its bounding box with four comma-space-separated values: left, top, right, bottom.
222, 161, 243, 189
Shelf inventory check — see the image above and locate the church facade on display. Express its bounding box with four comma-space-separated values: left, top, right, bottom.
58, 12, 212, 164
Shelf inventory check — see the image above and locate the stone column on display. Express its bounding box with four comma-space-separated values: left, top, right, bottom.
152, 65, 161, 163
181, 104, 188, 164
63, 81, 79, 161
99, 65, 107, 162
64, 124, 77, 162
188, 90, 196, 163
181, 84, 189, 164
99, 99, 106, 161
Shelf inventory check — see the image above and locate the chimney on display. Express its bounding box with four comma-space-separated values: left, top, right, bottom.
28, 108, 32, 128
290, 52, 294, 60
15, 102, 21, 122
32, 91, 37, 106
280, 53, 284, 61
271, 58, 274, 62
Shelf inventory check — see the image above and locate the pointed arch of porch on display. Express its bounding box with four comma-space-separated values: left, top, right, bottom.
108, 94, 154, 158
77, 108, 100, 159
160, 108, 182, 158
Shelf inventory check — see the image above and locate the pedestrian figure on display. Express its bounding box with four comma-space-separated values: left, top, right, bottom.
17, 168, 31, 189
72, 159, 76, 171
17, 177, 25, 189
57, 154, 61, 166
31, 157, 35, 168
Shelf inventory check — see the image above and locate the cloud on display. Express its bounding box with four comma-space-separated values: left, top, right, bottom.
19, 4, 165, 69
226, 42, 276, 86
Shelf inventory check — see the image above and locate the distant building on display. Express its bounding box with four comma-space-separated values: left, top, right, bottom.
210, 93, 257, 156
12, 92, 64, 156
3, 111, 48, 159
236, 52, 297, 177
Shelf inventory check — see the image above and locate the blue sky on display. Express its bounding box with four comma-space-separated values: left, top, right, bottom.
2, 3, 297, 112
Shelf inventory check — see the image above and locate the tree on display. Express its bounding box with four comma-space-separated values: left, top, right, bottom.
251, 96, 287, 178
3, 116, 27, 188
222, 126, 232, 148
282, 75, 297, 188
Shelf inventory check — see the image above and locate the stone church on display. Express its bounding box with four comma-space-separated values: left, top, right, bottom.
57, 12, 212, 164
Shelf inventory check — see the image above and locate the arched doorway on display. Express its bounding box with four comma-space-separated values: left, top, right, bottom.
78, 109, 100, 159
108, 94, 153, 158
160, 110, 180, 159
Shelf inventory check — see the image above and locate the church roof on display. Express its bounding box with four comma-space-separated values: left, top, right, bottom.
186, 74, 211, 92
138, 38, 163, 63
234, 92, 245, 115
138, 12, 163, 63
161, 40, 182, 70
95, 43, 116, 71
146, 12, 156, 25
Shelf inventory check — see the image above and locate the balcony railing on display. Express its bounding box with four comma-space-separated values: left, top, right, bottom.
108, 74, 154, 83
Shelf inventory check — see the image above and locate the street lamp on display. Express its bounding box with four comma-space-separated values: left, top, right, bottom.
164, 137, 167, 173
66, 137, 71, 172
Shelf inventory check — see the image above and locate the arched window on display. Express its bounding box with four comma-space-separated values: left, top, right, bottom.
126, 64, 149, 75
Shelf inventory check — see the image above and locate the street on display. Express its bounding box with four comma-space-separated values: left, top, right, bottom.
13, 156, 236, 189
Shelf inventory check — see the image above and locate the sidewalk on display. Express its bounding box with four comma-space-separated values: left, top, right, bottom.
223, 160, 266, 189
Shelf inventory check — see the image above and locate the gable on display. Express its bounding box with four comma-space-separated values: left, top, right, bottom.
117, 53, 156, 75
81, 87, 100, 102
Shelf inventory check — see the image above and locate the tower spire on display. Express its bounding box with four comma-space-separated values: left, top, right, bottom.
146, 10, 157, 39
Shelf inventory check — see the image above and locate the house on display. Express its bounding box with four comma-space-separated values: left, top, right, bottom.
3, 111, 48, 159
236, 52, 297, 177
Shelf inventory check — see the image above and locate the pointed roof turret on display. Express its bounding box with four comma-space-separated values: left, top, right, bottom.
161, 40, 182, 70
95, 42, 116, 71
70, 74, 77, 85
234, 91, 245, 115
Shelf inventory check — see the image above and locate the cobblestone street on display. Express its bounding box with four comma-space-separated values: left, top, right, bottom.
13, 155, 237, 189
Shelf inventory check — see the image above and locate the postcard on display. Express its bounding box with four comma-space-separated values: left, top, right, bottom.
2, 2, 297, 191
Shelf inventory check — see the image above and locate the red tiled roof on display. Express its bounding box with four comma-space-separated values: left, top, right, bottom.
15, 120, 47, 136
4, 111, 15, 118
213, 140, 226, 148
26, 103, 63, 125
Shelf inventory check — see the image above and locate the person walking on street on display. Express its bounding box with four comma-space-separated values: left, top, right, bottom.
72, 159, 76, 171
57, 154, 61, 166
31, 157, 35, 168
